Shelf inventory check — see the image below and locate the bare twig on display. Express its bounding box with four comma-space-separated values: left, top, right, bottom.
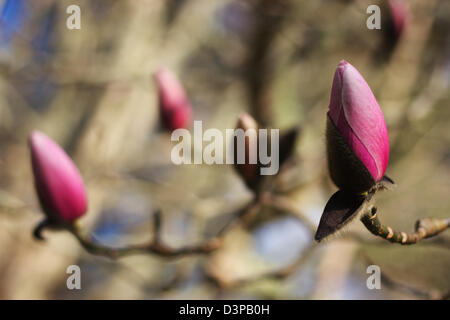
69, 226, 220, 260
360, 252, 445, 300
63, 200, 262, 260
250, 242, 317, 281
244, 0, 291, 126
215, 199, 262, 237
361, 207, 450, 245
259, 192, 316, 232
206, 242, 318, 290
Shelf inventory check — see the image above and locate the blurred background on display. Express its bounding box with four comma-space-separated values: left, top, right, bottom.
0, 0, 449, 299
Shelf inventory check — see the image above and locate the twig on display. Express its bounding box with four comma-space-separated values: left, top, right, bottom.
206, 242, 318, 290
343, 231, 450, 250
361, 207, 450, 245
69, 227, 220, 260
251, 243, 317, 281
63, 200, 262, 260
244, 0, 291, 126
215, 200, 262, 237
360, 251, 444, 300
259, 192, 316, 232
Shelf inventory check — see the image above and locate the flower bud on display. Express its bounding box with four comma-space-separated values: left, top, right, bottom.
373, 0, 409, 64
154, 67, 192, 131
327, 60, 389, 194
29, 130, 87, 224
234, 113, 260, 191
387, 0, 408, 40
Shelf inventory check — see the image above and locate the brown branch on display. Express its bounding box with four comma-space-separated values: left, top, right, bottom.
360, 251, 446, 300
64, 200, 262, 260
69, 227, 220, 260
206, 242, 318, 290
244, 0, 292, 127
361, 207, 450, 245
215, 199, 262, 237
259, 192, 316, 232
249, 242, 317, 281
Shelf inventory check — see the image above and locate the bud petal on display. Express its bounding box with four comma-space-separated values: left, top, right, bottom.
154, 67, 192, 131
327, 60, 389, 193
29, 131, 87, 223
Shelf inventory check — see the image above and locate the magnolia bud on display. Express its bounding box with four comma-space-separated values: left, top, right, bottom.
387, 0, 408, 40
327, 60, 389, 194
234, 113, 260, 191
154, 67, 192, 131
29, 131, 87, 224
374, 0, 409, 64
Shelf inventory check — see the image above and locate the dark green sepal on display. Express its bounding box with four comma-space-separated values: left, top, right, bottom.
326, 115, 376, 194
315, 190, 368, 241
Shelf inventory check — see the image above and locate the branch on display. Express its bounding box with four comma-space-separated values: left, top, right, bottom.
361, 207, 450, 245
244, 0, 291, 126
65, 200, 262, 260
360, 252, 446, 300
260, 192, 316, 232
206, 242, 318, 290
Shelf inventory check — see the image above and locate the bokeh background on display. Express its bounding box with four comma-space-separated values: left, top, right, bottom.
0, 0, 449, 299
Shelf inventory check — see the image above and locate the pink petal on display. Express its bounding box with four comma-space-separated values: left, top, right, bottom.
328, 60, 389, 182
29, 131, 87, 222
154, 67, 192, 131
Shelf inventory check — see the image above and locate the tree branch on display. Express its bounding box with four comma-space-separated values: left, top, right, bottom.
360, 207, 450, 245
206, 242, 318, 290
360, 251, 446, 300
260, 192, 316, 232
65, 200, 262, 260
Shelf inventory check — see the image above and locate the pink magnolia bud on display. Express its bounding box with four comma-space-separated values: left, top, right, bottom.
29, 131, 87, 223
154, 67, 192, 131
327, 60, 389, 193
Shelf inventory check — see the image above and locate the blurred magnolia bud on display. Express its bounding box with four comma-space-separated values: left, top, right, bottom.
387, 0, 408, 40
234, 113, 261, 191
154, 67, 192, 131
326, 60, 389, 194
29, 130, 87, 225
370, 0, 409, 65
374, 0, 409, 64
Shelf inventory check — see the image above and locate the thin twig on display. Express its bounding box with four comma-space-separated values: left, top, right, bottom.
206, 242, 318, 289
260, 192, 316, 232
360, 251, 445, 300
65, 200, 262, 260
361, 207, 450, 245
245, 0, 292, 126
69, 227, 220, 260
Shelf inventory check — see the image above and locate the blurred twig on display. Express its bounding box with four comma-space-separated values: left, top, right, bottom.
206, 242, 317, 290
64, 199, 262, 260
360, 251, 447, 300
244, 0, 292, 127
260, 192, 316, 232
